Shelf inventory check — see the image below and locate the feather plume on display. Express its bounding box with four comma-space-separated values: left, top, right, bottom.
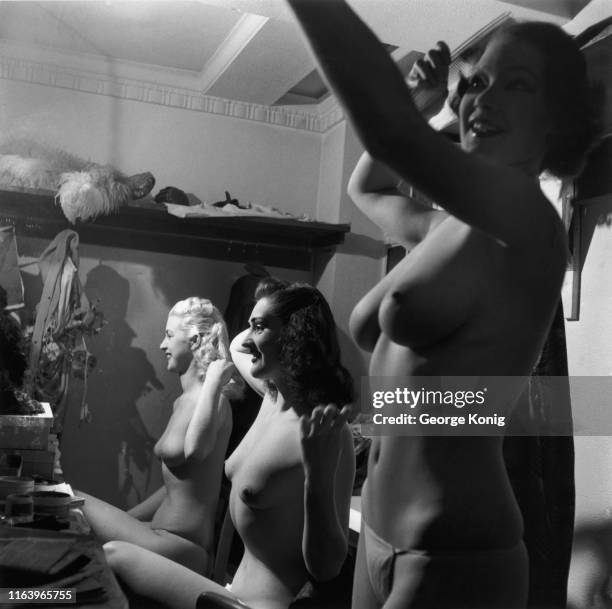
0, 138, 149, 223
57, 169, 131, 223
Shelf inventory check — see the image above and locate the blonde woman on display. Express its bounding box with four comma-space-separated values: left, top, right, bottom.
79, 297, 241, 574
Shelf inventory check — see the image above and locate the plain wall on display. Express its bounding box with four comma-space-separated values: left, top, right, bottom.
564, 198, 612, 601
0, 79, 322, 216
315, 122, 386, 406
566, 199, 612, 526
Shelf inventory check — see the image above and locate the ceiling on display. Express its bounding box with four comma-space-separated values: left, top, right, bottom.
0, 0, 599, 109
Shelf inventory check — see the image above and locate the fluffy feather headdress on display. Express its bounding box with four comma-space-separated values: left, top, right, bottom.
0, 138, 154, 223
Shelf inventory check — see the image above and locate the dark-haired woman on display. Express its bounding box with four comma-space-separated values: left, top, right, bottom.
105, 280, 355, 609
286, 2, 602, 608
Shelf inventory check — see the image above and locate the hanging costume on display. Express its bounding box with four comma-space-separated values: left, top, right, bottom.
28, 229, 91, 431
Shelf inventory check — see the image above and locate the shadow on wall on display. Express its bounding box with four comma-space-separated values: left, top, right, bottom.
336, 232, 386, 260
150, 258, 234, 312
60, 264, 163, 507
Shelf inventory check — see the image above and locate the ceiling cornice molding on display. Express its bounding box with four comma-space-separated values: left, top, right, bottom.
317, 95, 345, 132
0, 52, 335, 133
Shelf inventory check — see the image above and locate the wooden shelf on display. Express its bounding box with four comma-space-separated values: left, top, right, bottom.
0, 188, 350, 270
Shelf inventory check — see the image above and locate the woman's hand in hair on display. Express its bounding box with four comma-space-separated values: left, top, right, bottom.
406, 41, 451, 116
205, 359, 236, 388
407, 41, 451, 93
181, 360, 233, 461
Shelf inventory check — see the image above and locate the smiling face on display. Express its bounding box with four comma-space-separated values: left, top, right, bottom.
242, 297, 284, 382
459, 34, 552, 174
159, 314, 194, 374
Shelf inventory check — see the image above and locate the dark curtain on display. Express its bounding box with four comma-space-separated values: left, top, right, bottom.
503, 302, 575, 609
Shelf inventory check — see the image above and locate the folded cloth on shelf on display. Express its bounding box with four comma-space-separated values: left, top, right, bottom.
164, 202, 313, 222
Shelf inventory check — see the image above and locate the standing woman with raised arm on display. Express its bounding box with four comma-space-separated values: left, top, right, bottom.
287, 2, 601, 608
79, 298, 241, 574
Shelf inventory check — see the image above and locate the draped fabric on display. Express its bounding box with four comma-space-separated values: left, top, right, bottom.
28, 229, 90, 431
0, 226, 23, 310
29, 230, 81, 371
503, 302, 575, 609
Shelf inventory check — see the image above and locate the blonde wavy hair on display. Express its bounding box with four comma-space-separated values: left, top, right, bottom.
169, 297, 243, 399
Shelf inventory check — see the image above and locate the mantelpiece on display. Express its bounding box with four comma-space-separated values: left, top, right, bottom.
0, 187, 350, 271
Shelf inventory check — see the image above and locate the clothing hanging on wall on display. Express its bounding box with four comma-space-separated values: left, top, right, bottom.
0, 225, 24, 310
29, 229, 90, 432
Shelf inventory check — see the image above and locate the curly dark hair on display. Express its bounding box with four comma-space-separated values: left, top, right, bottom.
254, 277, 354, 410
449, 21, 603, 178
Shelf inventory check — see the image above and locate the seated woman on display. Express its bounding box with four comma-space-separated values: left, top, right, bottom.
104, 279, 355, 609
78, 297, 241, 574
286, 2, 601, 608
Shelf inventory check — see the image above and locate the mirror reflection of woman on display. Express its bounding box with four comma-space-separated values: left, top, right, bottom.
104, 279, 355, 609
287, 1, 601, 608
79, 297, 240, 574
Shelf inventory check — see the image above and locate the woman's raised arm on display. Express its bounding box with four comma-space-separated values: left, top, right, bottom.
300, 405, 355, 581
230, 329, 267, 397
348, 151, 446, 248
158, 358, 233, 465
183, 359, 234, 460
287, 0, 559, 250
347, 42, 449, 247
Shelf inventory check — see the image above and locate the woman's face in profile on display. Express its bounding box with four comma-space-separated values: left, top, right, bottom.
243, 297, 283, 381
459, 34, 552, 174
159, 314, 193, 375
